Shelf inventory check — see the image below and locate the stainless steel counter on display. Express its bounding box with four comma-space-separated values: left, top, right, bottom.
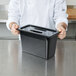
0, 5, 8, 23
0, 40, 76, 76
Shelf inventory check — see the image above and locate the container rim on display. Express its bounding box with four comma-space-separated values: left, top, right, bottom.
17, 25, 59, 38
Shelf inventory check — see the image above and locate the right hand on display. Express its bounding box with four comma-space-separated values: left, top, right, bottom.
9, 22, 20, 35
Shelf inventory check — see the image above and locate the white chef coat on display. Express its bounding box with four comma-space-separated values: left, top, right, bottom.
6, 0, 68, 30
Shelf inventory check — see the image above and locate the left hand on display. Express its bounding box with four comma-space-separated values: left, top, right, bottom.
56, 22, 67, 39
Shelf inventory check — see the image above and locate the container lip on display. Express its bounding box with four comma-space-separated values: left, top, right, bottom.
17, 25, 59, 38
20, 24, 57, 32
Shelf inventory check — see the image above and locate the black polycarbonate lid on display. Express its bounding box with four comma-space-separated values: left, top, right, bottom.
19, 25, 59, 37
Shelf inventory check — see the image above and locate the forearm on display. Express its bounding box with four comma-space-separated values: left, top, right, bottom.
57, 22, 67, 30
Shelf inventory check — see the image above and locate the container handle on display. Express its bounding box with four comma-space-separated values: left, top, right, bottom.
30, 30, 42, 34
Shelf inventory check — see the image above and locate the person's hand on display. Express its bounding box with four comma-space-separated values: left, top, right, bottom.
56, 22, 67, 39
9, 22, 20, 35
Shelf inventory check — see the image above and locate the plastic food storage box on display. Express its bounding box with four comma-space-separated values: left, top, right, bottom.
18, 25, 59, 60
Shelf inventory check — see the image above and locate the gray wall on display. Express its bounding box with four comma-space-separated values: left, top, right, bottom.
0, 0, 10, 5
67, 0, 76, 5
66, 22, 76, 39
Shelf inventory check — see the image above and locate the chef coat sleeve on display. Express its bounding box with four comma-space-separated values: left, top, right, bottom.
6, 0, 20, 30
53, 0, 68, 29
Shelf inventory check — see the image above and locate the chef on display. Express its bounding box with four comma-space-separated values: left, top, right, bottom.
7, 0, 68, 39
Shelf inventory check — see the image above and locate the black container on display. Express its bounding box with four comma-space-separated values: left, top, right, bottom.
18, 25, 59, 60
